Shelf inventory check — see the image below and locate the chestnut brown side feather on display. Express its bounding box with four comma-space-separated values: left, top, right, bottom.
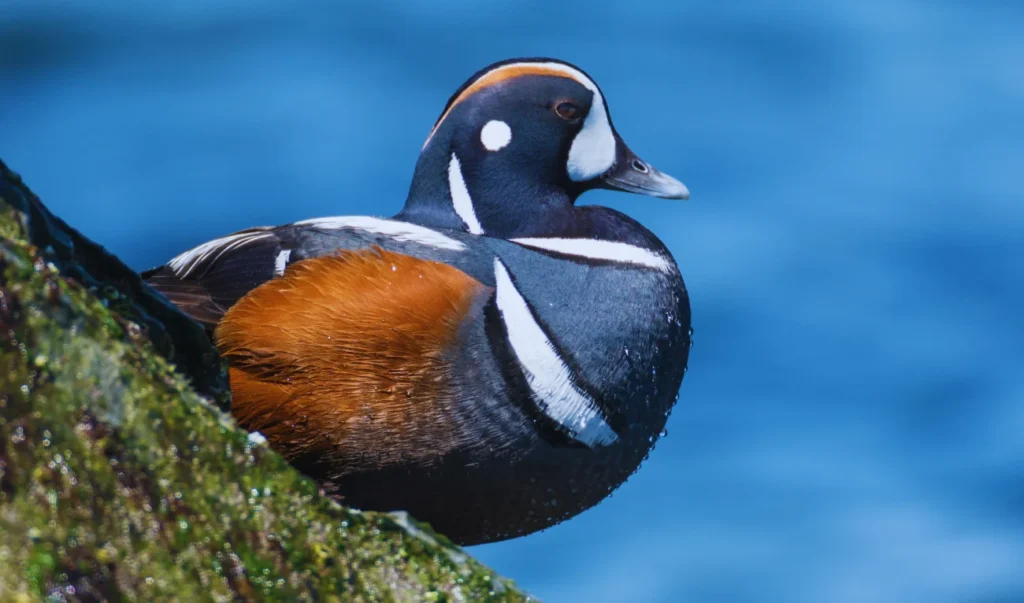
215, 247, 488, 472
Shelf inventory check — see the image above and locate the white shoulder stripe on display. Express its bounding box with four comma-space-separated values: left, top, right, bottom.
493, 259, 618, 447
510, 237, 674, 273
168, 230, 273, 278
448, 153, 484, 235
294, 216, 466, 251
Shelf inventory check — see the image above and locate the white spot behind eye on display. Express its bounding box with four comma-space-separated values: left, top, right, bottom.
480, 120, 512, 151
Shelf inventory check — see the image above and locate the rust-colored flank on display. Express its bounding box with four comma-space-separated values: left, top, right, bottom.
215, 247, 487, 470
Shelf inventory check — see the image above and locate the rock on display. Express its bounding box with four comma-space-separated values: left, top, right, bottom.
0, 159, 229, 410
0, 160, 529, 602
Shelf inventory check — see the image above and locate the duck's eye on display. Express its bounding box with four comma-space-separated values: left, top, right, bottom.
554, 101, 580, 120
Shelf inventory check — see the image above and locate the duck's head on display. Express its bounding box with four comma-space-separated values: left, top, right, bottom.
399, 58, 688, 238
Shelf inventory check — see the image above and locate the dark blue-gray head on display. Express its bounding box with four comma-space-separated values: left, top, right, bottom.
398, 58, 688, 239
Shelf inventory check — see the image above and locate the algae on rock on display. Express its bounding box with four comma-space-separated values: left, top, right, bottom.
0, 159, 529, 602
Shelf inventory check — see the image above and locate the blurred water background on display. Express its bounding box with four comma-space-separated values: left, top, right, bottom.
2, 1, 1022, 601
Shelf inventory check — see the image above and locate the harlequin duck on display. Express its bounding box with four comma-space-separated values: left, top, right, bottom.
144, 58, 692, 546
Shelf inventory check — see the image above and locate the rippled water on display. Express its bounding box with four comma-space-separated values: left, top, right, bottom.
2, 2, 1021, 601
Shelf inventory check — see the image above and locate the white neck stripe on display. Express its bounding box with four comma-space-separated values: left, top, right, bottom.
448, 153, 484, 235
493, 259, 619, 447
510, 237, 674, 273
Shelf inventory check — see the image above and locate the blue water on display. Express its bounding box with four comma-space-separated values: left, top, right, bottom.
2, 2, 1022, 601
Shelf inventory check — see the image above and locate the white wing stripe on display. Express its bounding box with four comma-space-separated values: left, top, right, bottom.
294, 216, 466, 251
169, 217, 466, 278
167, 230, 273, 278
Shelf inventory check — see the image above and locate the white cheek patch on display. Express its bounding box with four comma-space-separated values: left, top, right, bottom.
493, 258, 619, 448
480, 120, 512, 151
448, 153, 484, 235
567, 91, 617, 182
510, 237, 674, 273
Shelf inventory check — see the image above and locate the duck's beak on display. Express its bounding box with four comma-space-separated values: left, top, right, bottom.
600, 143, 689, 200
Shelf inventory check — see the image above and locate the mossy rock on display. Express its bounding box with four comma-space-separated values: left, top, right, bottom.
0, 159, 530, 602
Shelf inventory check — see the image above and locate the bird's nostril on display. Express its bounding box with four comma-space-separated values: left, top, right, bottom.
631, 159, 649, 174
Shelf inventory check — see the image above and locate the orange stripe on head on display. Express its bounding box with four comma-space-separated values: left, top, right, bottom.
423, 60, 600, 150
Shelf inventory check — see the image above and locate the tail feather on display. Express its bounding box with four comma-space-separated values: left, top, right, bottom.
144, 266, 229, 334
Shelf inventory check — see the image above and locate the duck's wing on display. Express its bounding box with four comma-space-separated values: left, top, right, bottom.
143, 227, 283, 332
143, 217, 475, 334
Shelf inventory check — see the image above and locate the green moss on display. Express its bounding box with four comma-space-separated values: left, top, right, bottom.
0, 173, 531, 601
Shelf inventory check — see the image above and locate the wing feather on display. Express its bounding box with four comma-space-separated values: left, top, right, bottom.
143, 227, 283, 330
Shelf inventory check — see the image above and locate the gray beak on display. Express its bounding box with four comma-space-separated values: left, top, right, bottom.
600, 144, 689, 200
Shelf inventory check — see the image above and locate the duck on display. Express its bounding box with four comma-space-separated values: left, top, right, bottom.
144, 57, 692, 546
